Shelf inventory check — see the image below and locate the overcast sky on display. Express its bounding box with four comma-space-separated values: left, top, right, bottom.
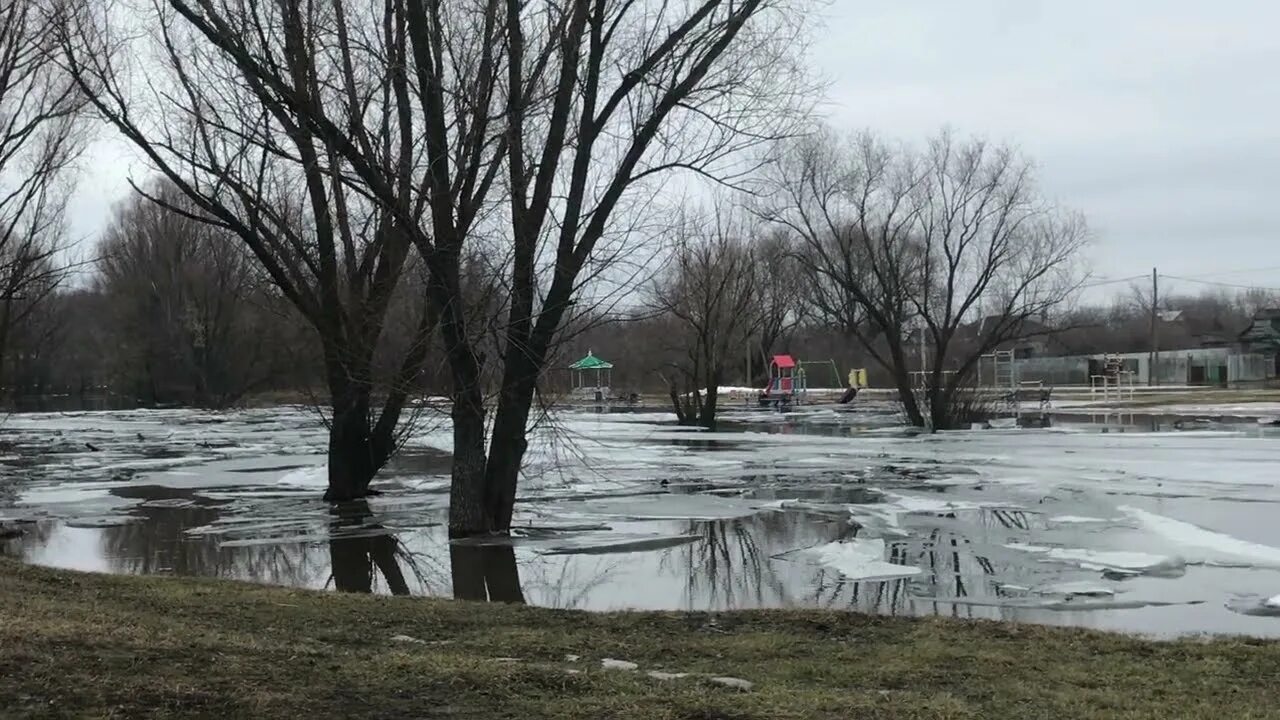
66, 0, 1280, 300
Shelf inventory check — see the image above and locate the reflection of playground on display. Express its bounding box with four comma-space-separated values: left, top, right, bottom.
816, 508, 1045, 619
644, 504, 1046, 617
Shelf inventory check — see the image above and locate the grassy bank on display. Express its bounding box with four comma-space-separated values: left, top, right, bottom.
2, 561, 1278, 719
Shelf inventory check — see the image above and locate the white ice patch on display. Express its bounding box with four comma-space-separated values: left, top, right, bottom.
1034, 581, 1116, 597
1049, 515, 1111, 524
566, 495, 764, 521
878, 492, 986, 515
1120, 506, 1280, 567
847, 491, 1000, 532
277, 465, 327, 488
802, 539, 921, 582
1007, 542, 1186, 575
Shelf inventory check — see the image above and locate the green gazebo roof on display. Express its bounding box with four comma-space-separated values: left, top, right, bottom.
569, 350, 613, 370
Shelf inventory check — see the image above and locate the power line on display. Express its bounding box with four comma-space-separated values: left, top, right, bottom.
1157, 274, 1280, 293
1163, 265, 1280, 280
1080, 274, 1147, 289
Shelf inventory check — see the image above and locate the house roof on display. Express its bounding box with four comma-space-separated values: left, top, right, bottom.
569, 350, 613, 370
771, 354, 796, 369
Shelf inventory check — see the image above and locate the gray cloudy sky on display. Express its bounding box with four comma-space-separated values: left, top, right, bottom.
67, 0, 1280, 299
810, 0, 1280, 297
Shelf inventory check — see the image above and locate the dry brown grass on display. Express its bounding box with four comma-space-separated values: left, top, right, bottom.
2, 559, 1279, 719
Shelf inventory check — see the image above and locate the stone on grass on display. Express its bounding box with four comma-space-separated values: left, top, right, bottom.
564, 654, 581, 662
601, 658, 638, 671
390, 635, 425, 644
647, 671, 689, 681
709, 676, 753, 691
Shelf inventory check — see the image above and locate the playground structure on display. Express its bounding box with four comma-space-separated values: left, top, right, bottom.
1089, 354, 1136, 402
974, 350, 1053, 420
760, 354, 805, 408
759, 356, 866, 409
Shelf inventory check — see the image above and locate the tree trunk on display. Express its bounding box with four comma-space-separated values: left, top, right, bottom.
699, 370, 720, 430
447, 386, 490, 536
928, 384, 948, 430
484, 383, 534, 535
885, 341, 925, 426
323, 357, 393, 501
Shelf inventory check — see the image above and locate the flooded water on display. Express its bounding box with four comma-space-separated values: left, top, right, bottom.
4, 402, 1280, 637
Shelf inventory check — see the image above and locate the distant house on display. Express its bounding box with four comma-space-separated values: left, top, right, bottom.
1238, 309, 1280, 373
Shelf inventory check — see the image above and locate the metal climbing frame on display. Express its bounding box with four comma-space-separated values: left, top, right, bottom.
1090, 354, 1136, 402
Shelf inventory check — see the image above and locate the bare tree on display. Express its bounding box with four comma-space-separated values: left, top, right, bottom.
58, 0, 811, 533
762, 128, 1088, 428
652, 208, 763, 428
0, 0, 87, 394
58, 0, 441, 499
749, 228, 805, 382
97, 183, 298, 406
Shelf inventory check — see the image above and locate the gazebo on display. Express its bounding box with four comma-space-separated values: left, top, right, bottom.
569, 350, 613, 398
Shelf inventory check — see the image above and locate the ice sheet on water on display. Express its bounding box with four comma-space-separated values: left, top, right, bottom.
783, 539, 921, 582
563, 494, 767, 521
1006, 542, 1187, 576
1120, 506, 1280, 567
62, 515, 140, 528
1049, 515, 1111, 524
539, 532, 699, 555
847, 491, 1002, 531
277, 465, 327, 488
218, 526, 406, 548
1226, 595, 1280, 617
1033, 581, 1116, 597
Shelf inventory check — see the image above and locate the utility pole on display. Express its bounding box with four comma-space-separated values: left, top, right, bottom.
1148, 267, 1159, 386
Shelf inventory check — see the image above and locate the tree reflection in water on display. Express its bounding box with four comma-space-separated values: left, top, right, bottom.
101, 488, 325, 585
666, 510, 857, 610
448, 544, 526, 603
327, 500, 415, 595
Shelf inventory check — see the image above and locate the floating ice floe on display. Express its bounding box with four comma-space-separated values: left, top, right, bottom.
563, 494, 764, 521
277, 465, 328, 488
1033, 581, 1116, 597
1120, 506, 1280, 567
783, 538, 921, 582
1006, 542, 1186, 577
538, 532, 700, 555
1225, 594, 1280, 617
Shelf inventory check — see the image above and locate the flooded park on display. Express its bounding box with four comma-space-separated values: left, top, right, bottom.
4, 396, 1280, 639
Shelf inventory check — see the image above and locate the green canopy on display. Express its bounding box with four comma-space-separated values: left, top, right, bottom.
569, 350, 613, 370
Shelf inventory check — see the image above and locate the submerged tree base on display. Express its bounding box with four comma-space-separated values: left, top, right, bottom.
2, 560, 1278, 719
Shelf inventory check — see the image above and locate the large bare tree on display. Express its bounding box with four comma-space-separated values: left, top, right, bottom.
58, 0, 810, 533
58, 0, 446, 500
761, 128, 1088, 428
651, 208, 764, 429
0, 0, 86, 393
